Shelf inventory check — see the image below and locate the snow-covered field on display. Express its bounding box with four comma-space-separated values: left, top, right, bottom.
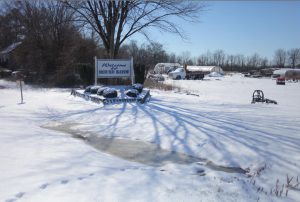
0, 74, 300, 202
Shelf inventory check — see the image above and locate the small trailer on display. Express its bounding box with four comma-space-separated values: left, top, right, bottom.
185, 69, 205, 80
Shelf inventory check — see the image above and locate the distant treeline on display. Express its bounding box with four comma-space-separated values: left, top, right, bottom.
0, 1, 299, 86
175, 49, 300, 72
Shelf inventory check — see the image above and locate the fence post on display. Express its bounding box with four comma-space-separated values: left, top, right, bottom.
19, 80, 23, 104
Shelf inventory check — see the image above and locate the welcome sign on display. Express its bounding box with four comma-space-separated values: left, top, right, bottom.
96, 59, 132, 78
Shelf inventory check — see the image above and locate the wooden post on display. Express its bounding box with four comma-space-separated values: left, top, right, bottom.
94, 56, 97, 85
19, 80, 23, 104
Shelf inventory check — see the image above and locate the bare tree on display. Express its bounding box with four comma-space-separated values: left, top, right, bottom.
180, 51, 192, 65
121, 40, 168, 83
197, 54, 206, 65
249, 53, 261, 68
62, 0, 204, 58
227, 54, 235, 70
1, 0, 98, 86
168, 53, 177, 63
213, 50, 225, 66
260, 57, 269, 68
235, 54, 245, 68
274, 49, 286, 67
287, 48, 300, 68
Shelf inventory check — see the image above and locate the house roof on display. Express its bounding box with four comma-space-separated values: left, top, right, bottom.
0, 42, 22, 55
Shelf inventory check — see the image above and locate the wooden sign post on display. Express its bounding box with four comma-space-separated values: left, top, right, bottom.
19, 79, 24, 104
12, 71, 25, 104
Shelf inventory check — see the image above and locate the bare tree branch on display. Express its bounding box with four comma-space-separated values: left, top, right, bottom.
62, 0, 205, 58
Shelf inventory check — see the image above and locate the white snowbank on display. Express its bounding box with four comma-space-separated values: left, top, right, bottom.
0, 75, 299, 201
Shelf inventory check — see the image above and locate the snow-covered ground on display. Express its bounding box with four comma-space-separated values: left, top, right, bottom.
0, 74, 299, 202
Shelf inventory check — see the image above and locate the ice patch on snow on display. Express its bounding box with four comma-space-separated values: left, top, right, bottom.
42, 122, 248, 175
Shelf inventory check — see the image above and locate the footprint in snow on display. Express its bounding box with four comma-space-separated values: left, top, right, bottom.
77, 176, 86, 180
4, 192, 25, 202
5, 199, 17, 202
77, 173, 95, 181
15, 192, 25, 198
40, 183, 49, 190
61, 180, 69, 184
196, 169, 206, 176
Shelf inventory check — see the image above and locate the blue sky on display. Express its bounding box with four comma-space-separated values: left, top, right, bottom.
132, 1, 300, 60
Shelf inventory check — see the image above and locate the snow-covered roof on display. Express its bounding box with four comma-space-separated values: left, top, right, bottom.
187, 66, 222, 72
0, 42, 22, 55
154, 63, 181, 68
287, 69, 300, 72
273, 68, 296, 76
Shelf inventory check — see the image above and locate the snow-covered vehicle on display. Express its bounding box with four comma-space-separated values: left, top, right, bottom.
148, 74, 165, 81
168, 68, 186, 80
154, 63, 181, 74
169, 67, 205, 80
276, 77, 285, 85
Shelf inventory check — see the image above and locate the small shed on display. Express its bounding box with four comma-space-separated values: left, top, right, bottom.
186, 66, 224, 75
154, 63, 181, 74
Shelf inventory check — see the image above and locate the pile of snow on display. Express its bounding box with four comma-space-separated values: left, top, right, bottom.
102, 88, 118, 98
208, 72, 223, 77
96, 86, 109, 96
132, 83, 143, 93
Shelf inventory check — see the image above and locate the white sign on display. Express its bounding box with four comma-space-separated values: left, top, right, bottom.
96, 59, 132, 78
